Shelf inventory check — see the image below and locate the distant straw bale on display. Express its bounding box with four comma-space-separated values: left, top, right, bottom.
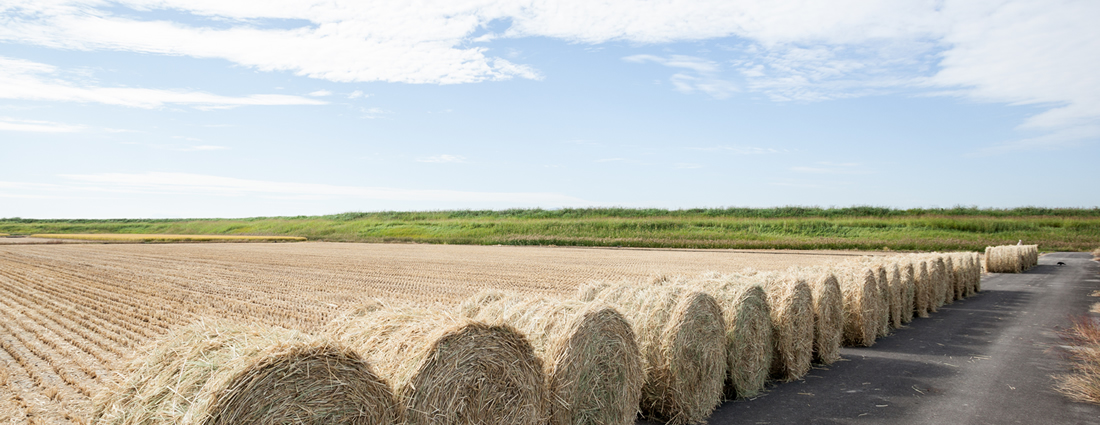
577, 282, 726, 425
884, 263, 904, 329
836, 267, 881, 347
92, 320, 398, 425
985, 245, 1039, 273
747, 272, 814, 381
873, 265, 891, 337
942, 256, 957, 305
898, 261, 916, 324
788, 267, 843, 365
458, 291, 644, 425
913, 260, 932, 318
328, 303, 547, 425
682, 273, 774, 398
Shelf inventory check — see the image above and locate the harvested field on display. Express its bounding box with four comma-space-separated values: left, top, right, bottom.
0, 242, 867, 423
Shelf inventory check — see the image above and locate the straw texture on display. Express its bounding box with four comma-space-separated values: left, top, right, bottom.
328, 303, 548, 425
682, 274, 774, 398
92, 320, 398, 425
577, 282, 726, 425
459, 291, 644, 425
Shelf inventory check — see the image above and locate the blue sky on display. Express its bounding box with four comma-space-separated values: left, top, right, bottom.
1, 0, 1097, 218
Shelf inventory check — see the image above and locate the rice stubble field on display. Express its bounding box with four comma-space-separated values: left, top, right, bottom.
0, 242, 868, 423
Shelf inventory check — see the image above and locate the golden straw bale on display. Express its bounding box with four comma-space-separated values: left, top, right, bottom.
942, 256, 957, 305
837, 266, 882, 346
328, 303, 548, 425
92, 320, 398, 425
682, 274, 774, 398
576, 282, 726, 425
744, 272, 814, 381
788, 267, 843, 365
884, 263, 904, 328
458, 291, 644, 425
948, 254, 968, 300
913, 260, 932, 318
873, 264, 892, 336
898, 261, 916, 324
927, 256, 947, 312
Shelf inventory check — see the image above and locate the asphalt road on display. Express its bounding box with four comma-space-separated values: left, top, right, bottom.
684, 252, 1100, 425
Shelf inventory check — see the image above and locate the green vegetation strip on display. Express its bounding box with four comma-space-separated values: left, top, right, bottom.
29, 234, 306, 242
3, 207, 1099, 251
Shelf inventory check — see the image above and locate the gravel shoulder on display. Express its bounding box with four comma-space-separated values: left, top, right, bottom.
695, 252, 1100, 425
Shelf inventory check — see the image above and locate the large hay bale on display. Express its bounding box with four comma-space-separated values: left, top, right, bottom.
328, 304, 548, 425
898, 261, 916, 324
458, 291, 644, 425
92, 320, 399, 425
837, 267, 881, 346
789, 268, 843, 365
748, 272, 814, 381
682, 274, 773, 398
985, 245, 1038, 273
577, 282, 726, 425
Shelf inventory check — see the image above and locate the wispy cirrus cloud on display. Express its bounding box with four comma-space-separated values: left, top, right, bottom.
624, 54, 738, 99
0, 116, 84, 132
0, 56, 326, 109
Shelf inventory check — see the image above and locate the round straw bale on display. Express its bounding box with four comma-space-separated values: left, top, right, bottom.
837, 267, 880, 347
942, 256, 957, 305
458, 291, 644, 425
578, 282, 726, 425
913, 260, 932, 318
898, 261, 916, 324
929, 256, 948, 311
790, 268, 843, 365
684, 275, 774, 398
328, 304, 547, 425
92, 320, 398, 425
872, 265, 891, 337
884, 263, 903, 329
748, 272, 814, 381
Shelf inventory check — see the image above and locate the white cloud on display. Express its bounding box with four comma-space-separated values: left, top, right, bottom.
416, 154, 466, 163
0, 56, 327, 109
308, 89, 333, 96
347, 90, 368, 99
625, 54, 738, 99
0, 116, 83, 132
31, 172, 587, 204
0, 0, 1095, 150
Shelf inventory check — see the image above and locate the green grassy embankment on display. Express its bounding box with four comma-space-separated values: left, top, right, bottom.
3, 207, 1099, 251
